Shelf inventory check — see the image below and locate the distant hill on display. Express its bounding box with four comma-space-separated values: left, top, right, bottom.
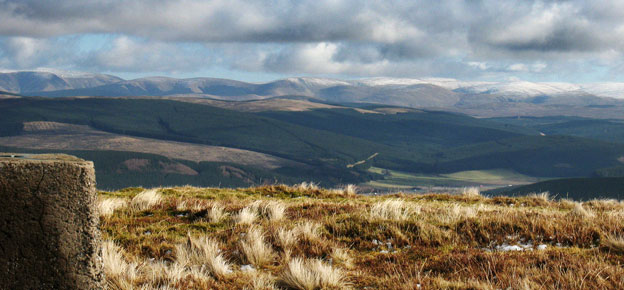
0, 71, 122, 94
3, 70, 623, 119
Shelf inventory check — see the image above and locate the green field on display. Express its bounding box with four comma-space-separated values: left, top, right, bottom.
364, 167, 540, 189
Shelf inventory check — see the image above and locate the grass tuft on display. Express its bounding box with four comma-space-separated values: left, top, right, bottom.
601, 235, 624, 255
240, 226, 276, 267
295, 221, 322, 242
570, 202, 595, 219
244, 272, 278, 290
330, 248, 353, 269
461, 187, 481, 197
279, 258, 346, 290
262, 201, 287, 221
528, 191, 551, 202
131, 188, 163, 211
342, 184, 358, 195
369, 199, 418, 221
236, 204, 259, 225
296, 182, 319, 191
276, 227, 299, 249
207, 202, 228, 223
98, 197, 127, 218
176, 234, 232, 279
101, 240, 140, 289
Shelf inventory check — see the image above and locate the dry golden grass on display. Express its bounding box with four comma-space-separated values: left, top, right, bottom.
240, 226, 276, 267
601, 235, 624, 255
342, 184, 358, 196
244, 272, 278, 290
100, 184, 624, 289
569, 202, 595, 219
461, 186, 481, 197
294, 221, 322, 242
131, 188, 163, 211
175, 199, 206, 212
279, 258, 346, 290
275, 228, 299, 249
207, 203, 228, 223
295, 182, 319, 191
330, 248, 353, 269
236, 204, 259, 225
369, 199, 418, 221
98, 197, 127, 218
261, 201, 287, 221
102, 240, 140, 289
176, 235, 232, 279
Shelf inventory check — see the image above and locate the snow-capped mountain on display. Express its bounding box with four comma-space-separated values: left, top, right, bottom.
3, 70, 624, 119
0, 70, 122, 94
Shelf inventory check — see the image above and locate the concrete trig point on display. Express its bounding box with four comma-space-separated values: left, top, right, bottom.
0, 153, 103, 289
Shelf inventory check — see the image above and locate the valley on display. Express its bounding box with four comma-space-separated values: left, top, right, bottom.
2, 95, 623, 199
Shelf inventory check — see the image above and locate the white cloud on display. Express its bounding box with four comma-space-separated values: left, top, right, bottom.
468, 62, 488, 70
507, 63, 528, 72
4, 37, 50, 68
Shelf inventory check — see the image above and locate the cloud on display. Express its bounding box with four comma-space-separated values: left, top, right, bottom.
0, 35, 213, 74
0, 0, 622, 81
469, 1, 624, 56
82, 36, 211, 73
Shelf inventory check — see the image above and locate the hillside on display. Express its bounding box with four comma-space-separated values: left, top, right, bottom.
98, 185, 624, 289
489, 116, 624, 144
2, 97, 624, 191
0, 145, 326, 190
2, 121, 299, 170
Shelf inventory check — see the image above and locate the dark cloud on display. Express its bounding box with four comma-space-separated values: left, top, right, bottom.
468, 0, 623, 55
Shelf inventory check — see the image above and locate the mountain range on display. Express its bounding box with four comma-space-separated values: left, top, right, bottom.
2, 70, 624, 119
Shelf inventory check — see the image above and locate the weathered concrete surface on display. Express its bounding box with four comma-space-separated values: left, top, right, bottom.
0, 153, 103, 290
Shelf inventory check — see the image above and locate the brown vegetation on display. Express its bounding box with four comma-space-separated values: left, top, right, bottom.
99, 185, 624, 289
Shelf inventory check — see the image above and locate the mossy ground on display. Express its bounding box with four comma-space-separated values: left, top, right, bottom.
100, 185, 624, 289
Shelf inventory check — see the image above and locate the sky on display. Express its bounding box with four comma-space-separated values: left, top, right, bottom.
0, 0, 623, 83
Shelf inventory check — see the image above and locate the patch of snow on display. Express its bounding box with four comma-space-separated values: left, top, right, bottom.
355, 77, 429, 87
458, 81, 582, 97
537, 244, 548, 250
285, 77, 351, 87
240, 264, 255, 272
580, 83, 624, 99
495, 242, 535, 252
497, 244, 524, 251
